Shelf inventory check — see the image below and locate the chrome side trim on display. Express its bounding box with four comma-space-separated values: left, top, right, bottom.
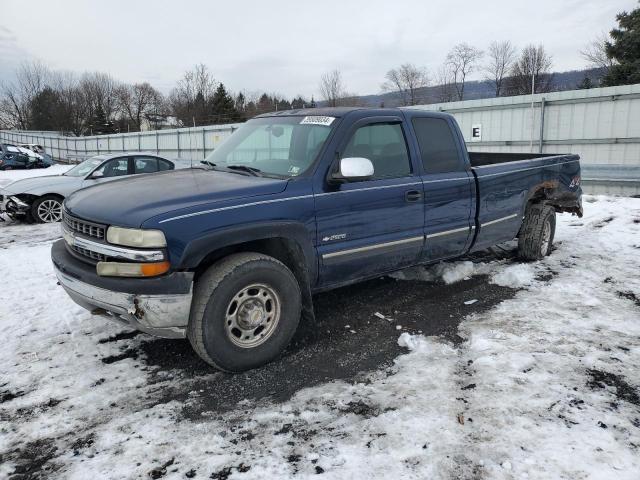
426, 226, 472, 239
322, 235, 424, 260
472, 157, 579, 169
423, 177, 470, 184
63, 226, 165, 262
315, 182, 422, 196
481, 213, 519, 227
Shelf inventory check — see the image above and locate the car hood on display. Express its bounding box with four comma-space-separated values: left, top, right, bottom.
64, 168, 289, 227
2, 174, 78, 195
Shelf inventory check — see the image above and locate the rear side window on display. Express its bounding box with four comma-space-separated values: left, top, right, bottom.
134, 156, 159, 173
412, 117, 463, 174
158, 160, 173, 171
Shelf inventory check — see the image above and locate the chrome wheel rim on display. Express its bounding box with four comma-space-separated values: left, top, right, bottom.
540, 219, 551, 255
225, 283, 281, 348
37, 199, 62, 223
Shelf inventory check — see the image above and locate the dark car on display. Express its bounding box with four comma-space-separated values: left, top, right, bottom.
0, 143, 35, 170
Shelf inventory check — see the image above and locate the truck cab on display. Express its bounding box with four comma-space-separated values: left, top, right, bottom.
52, 107, 582, 372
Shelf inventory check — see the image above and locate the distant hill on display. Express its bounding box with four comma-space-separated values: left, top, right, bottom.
343, 67, 606, 107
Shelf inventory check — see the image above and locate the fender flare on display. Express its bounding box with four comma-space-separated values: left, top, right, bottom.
177, 221, 317, 283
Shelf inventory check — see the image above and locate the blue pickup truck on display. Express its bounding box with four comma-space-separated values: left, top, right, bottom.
51, 107, 582, 371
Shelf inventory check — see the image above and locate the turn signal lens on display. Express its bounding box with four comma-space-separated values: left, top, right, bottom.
96, 261, 170, 277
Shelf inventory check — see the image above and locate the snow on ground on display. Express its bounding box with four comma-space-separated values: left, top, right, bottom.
0, 170, 639, 479
0, 164, 71, 189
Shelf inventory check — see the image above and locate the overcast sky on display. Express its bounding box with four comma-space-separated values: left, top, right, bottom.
0, 0, 633, 99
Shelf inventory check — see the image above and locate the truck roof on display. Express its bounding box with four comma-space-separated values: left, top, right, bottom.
254, 106, 452, 120
254, 107, 367, 118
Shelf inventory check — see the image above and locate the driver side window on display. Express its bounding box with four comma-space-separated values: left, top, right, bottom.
94, 158, 129, 177
342, 123, 411, 179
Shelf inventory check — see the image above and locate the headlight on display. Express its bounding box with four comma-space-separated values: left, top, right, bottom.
106, 226, 166, 248
97, 261, 170, 277
9, 196, 29, 208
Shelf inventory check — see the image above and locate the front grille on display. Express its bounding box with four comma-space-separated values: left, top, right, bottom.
71, 245, 107, 262
63, 211, 105, 240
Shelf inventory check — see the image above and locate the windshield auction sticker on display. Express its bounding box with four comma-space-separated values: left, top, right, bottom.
300, 116, 335, 126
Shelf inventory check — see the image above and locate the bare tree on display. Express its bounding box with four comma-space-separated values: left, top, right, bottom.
117, 82, 163, 131
382, 63, 429, 106
508, 44, 554, 95
580, 33, 617, 72
484, 40, 517, 97
446, 43, 483, 100
319, 69, 347, 107
169, 64, 218, 125
0, 61, 51, 129
79, 72, 119, 121
434, 64, 456, 103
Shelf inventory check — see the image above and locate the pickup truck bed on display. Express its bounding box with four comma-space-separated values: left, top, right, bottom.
469, 153, 581, 251
52, 106, 582, 371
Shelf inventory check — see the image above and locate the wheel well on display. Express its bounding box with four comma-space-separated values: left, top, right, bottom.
193, 237, 316, 324
17, 193, 65, 205
526, 184, 581, 217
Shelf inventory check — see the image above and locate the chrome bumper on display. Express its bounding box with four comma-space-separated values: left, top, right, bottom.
54, 264, 192, 338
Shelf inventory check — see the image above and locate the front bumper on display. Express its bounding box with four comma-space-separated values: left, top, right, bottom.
51, 240, 193, 338
0, 192, 30, 216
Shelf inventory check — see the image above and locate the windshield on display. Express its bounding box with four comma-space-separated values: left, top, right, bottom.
204, 116, 335, 178
64, 158, 103, 177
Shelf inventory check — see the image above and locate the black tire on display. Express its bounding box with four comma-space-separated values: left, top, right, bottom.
518, 202, 556, 261
187, 252, 302, 372
31, 195, 64, 223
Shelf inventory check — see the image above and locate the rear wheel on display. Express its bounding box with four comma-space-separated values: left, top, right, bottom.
31, 195, 64, 223
187, 253, 302, 372
518, 202, 556, 260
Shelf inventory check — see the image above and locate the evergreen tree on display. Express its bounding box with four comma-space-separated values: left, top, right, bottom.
29, 87, 62, 131
211, 83, 240, 123
256, 93, 274, 115
291, 96, 307, 109
87, 104, 116, 135
577, 76, 594, 89
602, 3, 640, 86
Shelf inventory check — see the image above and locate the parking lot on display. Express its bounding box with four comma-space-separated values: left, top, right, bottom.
1, 164, 639, 479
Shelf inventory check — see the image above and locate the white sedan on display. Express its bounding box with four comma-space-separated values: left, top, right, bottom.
0, 152, 175, 223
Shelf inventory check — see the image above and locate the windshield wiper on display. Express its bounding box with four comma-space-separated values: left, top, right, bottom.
201, 161, 265, 177
225, 165, 263, 177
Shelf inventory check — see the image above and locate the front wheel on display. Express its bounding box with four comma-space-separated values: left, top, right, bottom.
518, 202, 556, 260
31, 195, 64, 223
188, 253, 302, 372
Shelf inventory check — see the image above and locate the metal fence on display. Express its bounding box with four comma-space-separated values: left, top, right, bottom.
2, 84, 640, 195
0, 123, 244, 164
409, 83, 640, 196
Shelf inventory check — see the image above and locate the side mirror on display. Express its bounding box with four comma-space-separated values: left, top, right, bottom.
330, 157, 374, 183
90, 170, 104, 179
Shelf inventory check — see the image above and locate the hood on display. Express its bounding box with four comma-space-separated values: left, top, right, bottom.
64, 168, 288, 227
2, 174, 75, 194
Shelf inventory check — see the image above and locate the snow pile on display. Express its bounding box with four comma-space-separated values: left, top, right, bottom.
1, 187, 639, 479
392, 260, 494, 284
490, 263, 536, 288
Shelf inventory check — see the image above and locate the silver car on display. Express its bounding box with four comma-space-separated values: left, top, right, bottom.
0, 152, 175, 223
